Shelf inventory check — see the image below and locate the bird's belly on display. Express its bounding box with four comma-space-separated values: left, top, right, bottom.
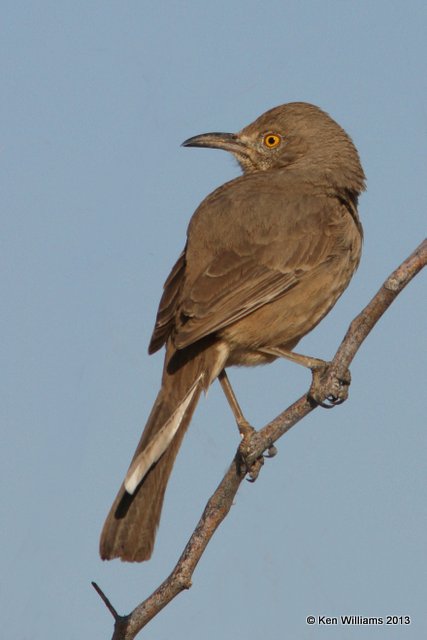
222, 254, 358, 367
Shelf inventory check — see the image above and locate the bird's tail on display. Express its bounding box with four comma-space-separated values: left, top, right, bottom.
99, 338, 226, 562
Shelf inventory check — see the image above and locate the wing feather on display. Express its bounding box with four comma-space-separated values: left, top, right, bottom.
148, 170, 359, 354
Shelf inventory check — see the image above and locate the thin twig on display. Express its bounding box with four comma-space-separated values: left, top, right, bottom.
92, 582, 119, 620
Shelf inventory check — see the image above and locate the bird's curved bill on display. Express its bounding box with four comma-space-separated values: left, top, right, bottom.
182, 132, 244, 154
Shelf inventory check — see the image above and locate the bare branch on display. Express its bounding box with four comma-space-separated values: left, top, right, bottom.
96, 239, 426, 639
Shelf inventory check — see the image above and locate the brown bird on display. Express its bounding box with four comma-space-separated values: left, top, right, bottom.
100, 102, 365, 562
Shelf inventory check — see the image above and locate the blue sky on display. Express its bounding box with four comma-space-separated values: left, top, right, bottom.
1, 2, 426, 638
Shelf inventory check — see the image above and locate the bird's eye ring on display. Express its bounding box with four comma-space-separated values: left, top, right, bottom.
263, 133, 281, 148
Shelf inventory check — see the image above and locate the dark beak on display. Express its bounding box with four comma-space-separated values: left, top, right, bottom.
182, 132, 245, 154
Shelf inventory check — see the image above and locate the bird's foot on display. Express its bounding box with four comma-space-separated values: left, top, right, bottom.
237, 417, 255, 439
309, 361, 351, 408
238, 423, 259, 479
238, 427, 277, 482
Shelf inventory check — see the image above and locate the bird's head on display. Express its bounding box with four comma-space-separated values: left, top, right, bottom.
182, 102, 365, 196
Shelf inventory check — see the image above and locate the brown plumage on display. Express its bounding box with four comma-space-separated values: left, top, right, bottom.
100, 102, 365, 561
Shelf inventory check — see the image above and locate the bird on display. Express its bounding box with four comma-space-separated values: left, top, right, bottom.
100, 102, 365, 562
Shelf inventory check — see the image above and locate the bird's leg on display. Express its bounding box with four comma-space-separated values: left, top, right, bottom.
258, 346, 326, 369
258, 347, 351, 408
218, 369, 254, 438
218, 370, 276, 481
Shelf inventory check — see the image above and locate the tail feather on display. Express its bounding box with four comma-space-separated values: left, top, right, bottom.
100, 339, 226, 562
124, 375, 203, 495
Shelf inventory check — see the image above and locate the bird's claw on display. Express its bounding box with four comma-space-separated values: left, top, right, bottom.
265, 444, 277, 458
238, 433, 277, 482
309, 362, 351, 408
246, 456, 264, 482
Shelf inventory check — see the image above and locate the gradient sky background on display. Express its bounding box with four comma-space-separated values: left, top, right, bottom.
1, 2, 426, 639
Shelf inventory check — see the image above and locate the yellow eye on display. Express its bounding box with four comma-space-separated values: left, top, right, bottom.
263, 133, 281, 148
